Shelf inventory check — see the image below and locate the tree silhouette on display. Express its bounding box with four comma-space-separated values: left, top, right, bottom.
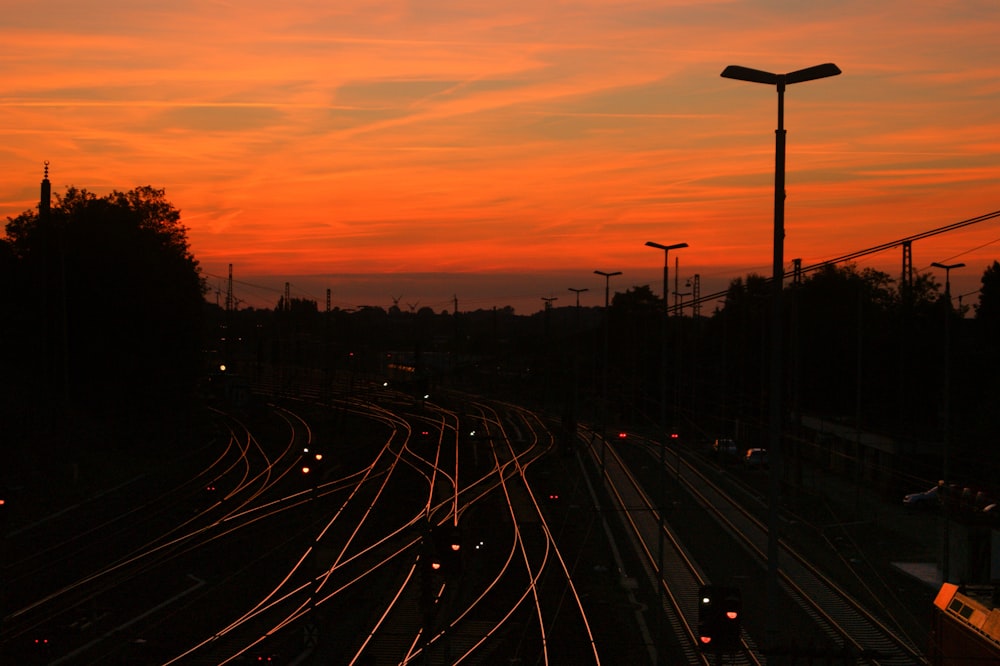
975, 260, 1000, 335
3, 185, 206, 430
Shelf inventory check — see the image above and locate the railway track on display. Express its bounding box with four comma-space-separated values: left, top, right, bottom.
600, 429, 928, 665
6, 373, 929, 664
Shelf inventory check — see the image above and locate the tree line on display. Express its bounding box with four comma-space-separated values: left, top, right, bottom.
210, 260, 1000, 492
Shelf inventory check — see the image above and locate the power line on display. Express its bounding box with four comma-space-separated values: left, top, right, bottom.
684, 208, 1000, 314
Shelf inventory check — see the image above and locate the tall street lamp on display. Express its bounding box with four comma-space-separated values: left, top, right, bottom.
931, 260, 964, 583
644, 241, 686, 665
594, 270, 621, 479
721, 61, 840, 643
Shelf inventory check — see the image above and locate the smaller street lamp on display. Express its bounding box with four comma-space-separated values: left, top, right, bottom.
644, 242, 689, 313
644, 241, 687, 665
594, 270, 622, 308
931, 262, 965, 305
673, 290, 692, 317
931, 261, 964, 583
594, 270, 621, 480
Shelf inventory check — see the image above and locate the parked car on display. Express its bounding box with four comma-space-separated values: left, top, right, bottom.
903, 485, 940, 510
712, 439, 739, 460
743, 448, 768, 469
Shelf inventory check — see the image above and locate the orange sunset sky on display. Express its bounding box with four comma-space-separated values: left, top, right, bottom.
2, 1, 1000, 314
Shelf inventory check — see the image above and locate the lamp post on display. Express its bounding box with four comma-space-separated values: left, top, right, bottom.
643, 241, 686, 665
646, 241, 688, 486
722, 61, 840, 643
541, 296, 558, 406
594, 270, 621, 480
931, 260, 964, 583
569, 287, 589, 453
673, 290, 691, 317
594, 271, 620, 307
569, 287, 589, 308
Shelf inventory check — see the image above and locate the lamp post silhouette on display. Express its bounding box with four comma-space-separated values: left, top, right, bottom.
644, 241, 686, 664
644, 242, 688, 477
568, 287, 589, 452
721, 61, 840, 643
541, 296, 558, 405
931, 260, 964, 582
673, 290, 691, 316
594, 270, 621, 479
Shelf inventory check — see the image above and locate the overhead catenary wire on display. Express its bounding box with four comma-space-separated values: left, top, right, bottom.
682, 208, 1000, 316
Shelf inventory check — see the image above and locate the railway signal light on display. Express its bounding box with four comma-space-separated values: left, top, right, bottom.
301, 446, 324, 478
719, 586, 742, 646
698, 585, 715, 648
697, 585, 742, 650
29, 636, 54, 657
425, 524, 463, 577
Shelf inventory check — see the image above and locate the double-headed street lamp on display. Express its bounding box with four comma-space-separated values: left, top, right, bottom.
594, 270, 621, 309
568, 287, 589, 446
722, 61, 841, 643
644, 241, 686, 665
645, 242, 689, 314
594, 270, 621, 479
644, 242, 688, 474
931, 261, 964, 582
932, 261, 965, 304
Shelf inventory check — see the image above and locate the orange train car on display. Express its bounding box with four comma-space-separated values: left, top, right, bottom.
928, 582, 1000, 665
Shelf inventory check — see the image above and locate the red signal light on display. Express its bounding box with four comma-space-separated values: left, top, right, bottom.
699, 635, 712, 645
618, 432, 627, 439
726, 610, 738, 619
670, 432, 679, 439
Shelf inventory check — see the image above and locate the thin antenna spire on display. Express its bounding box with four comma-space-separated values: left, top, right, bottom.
40, 160, 51, 219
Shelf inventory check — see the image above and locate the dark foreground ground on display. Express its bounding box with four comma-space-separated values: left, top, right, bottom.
2, 405, 944, 664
